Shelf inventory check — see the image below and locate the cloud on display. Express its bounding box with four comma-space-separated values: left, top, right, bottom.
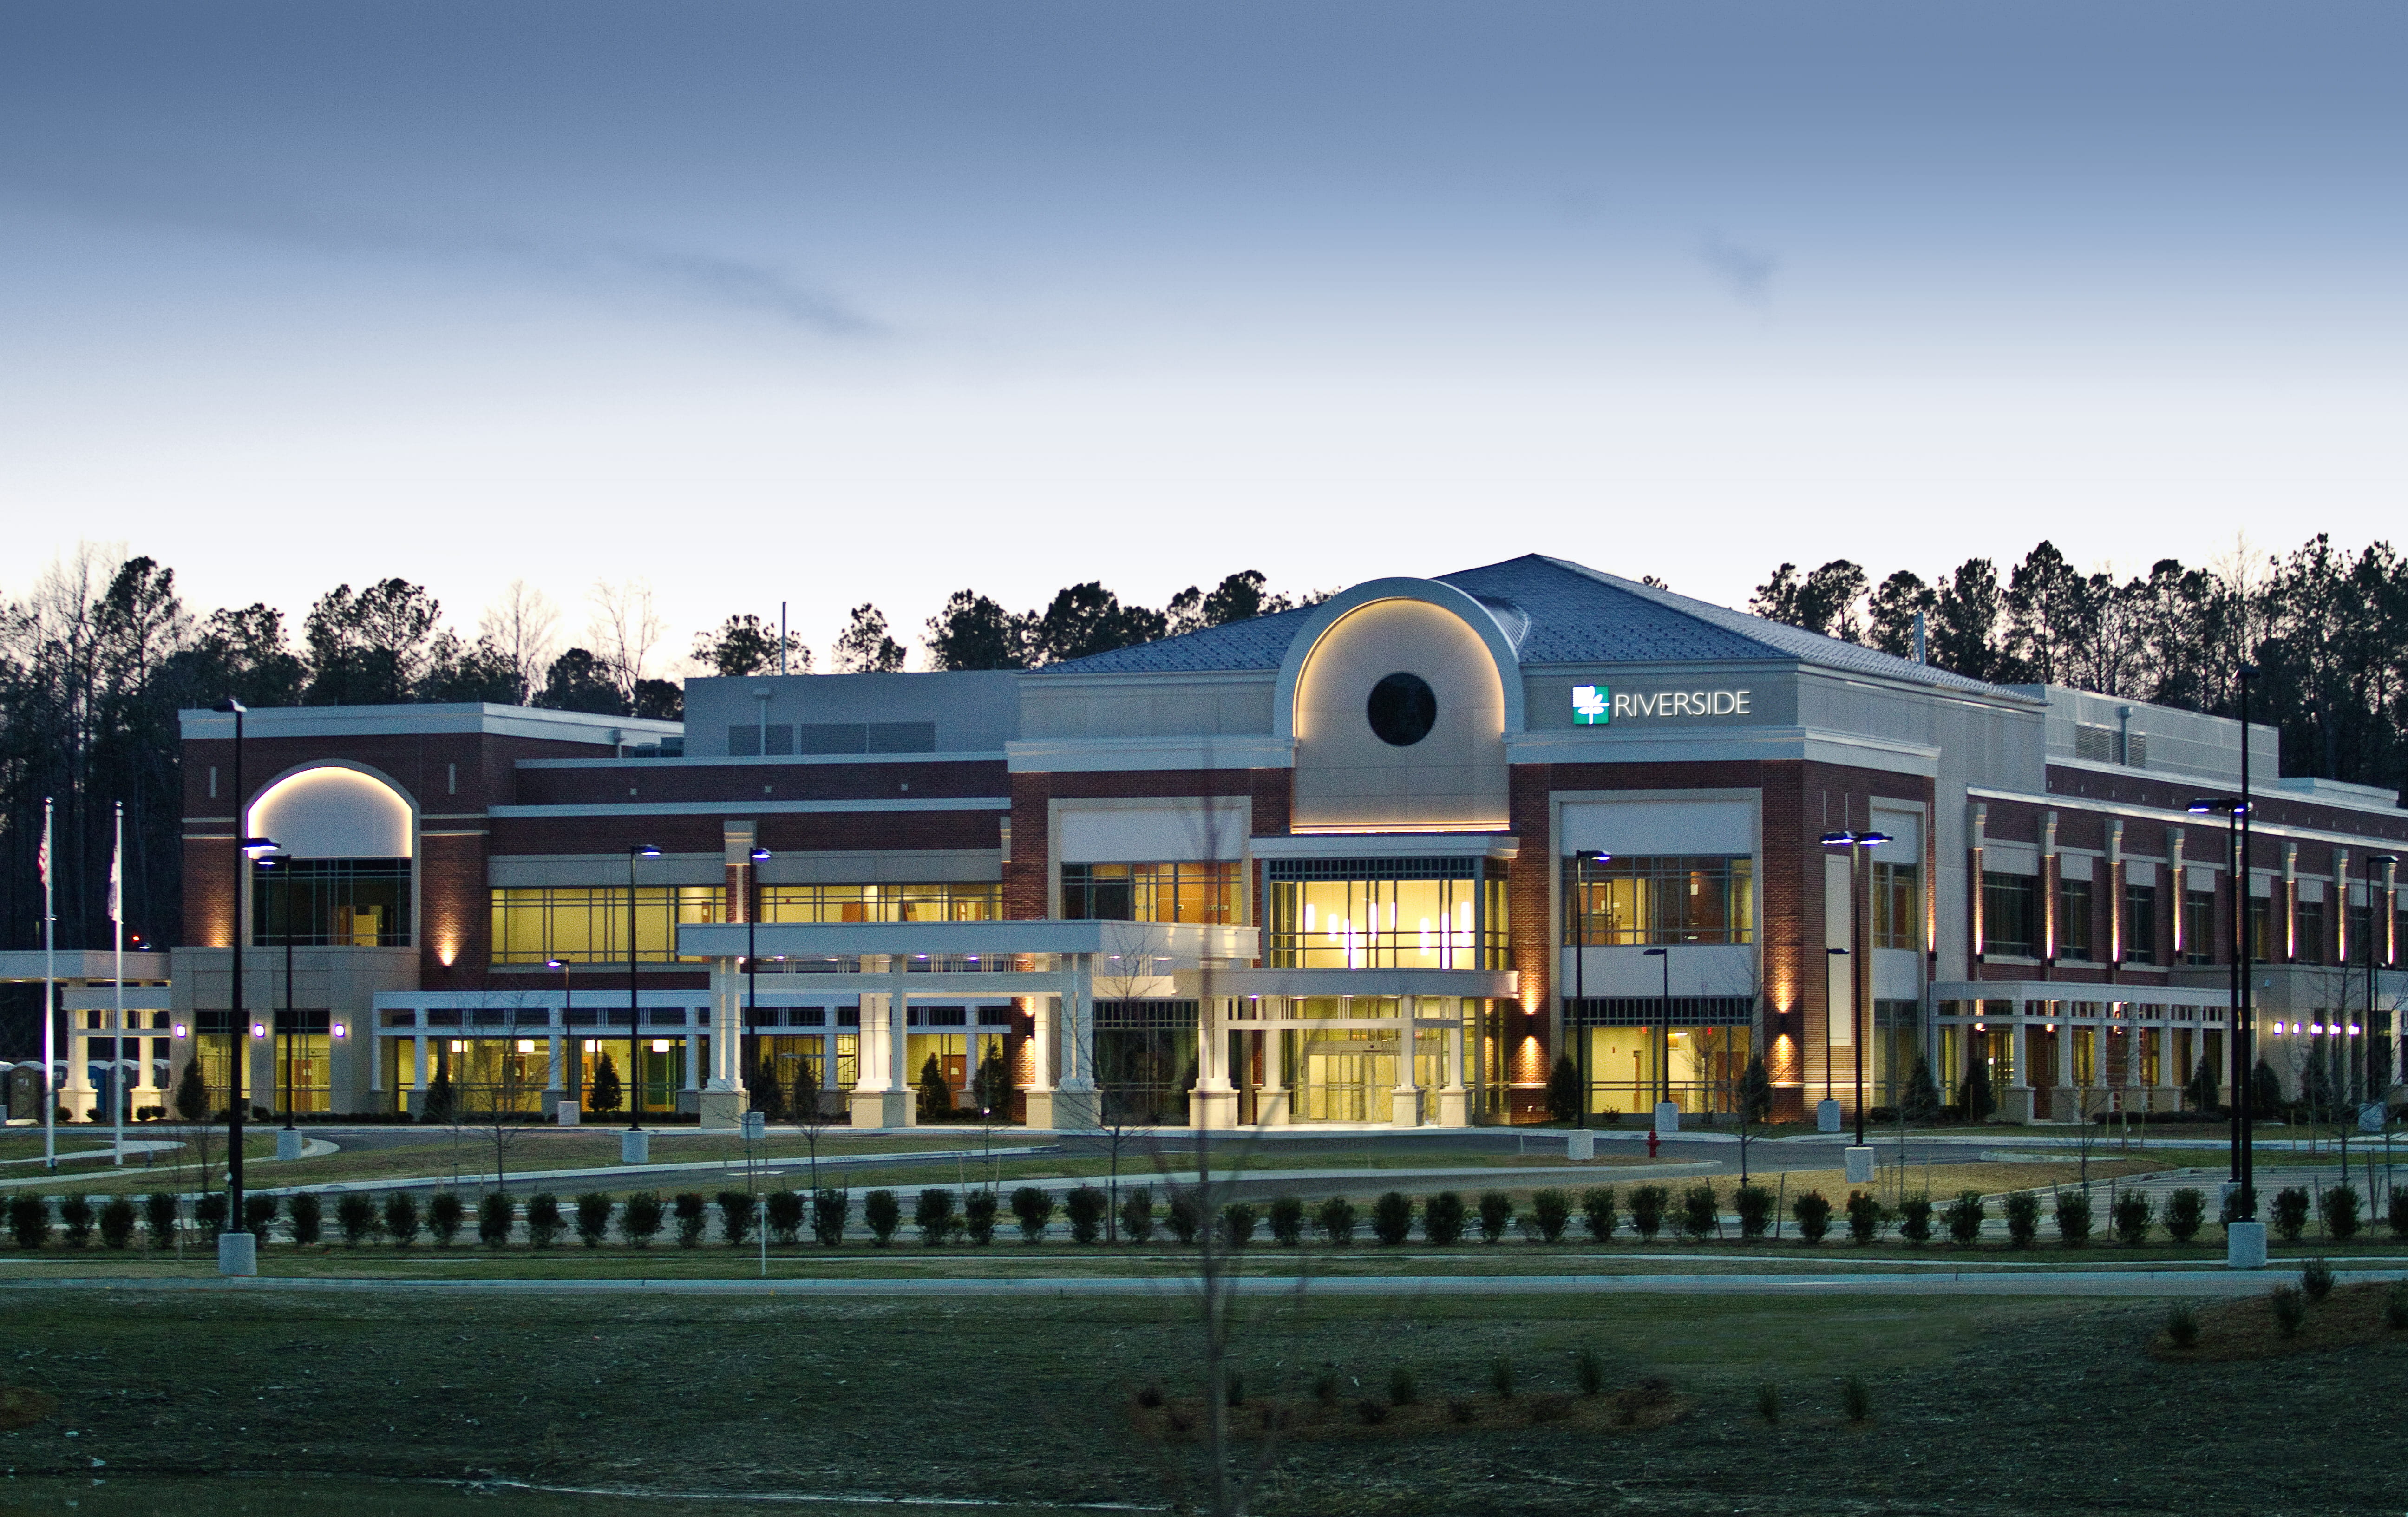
1695, 232, 1779, 306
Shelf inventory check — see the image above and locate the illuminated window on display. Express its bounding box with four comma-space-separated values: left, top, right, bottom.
1563, 856, 1754, 947
1060, 863, 1239, 924
254, 858, 412, 947
1872, 863, 1920, 950
1269, 858, 1507, 969
757, 883, 1000, 925
490, 886, 725, 964
1982, 873, 2036, 957
2056, 879, 2093, 961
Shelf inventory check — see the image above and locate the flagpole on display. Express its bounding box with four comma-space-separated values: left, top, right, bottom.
41, 797, 55, 1172
113, 801, 125, 1168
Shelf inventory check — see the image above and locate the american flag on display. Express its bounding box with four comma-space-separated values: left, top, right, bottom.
36, 801, 50, 889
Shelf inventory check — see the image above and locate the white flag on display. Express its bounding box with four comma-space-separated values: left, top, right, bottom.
108, 840, 122, 923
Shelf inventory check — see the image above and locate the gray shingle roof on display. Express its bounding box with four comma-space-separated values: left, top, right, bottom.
1040, 553, 2002, 695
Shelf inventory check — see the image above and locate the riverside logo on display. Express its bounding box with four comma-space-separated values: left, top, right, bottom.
1572, 685, 1751, 725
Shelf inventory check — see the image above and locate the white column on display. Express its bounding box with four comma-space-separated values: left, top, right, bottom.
682, 1017, 701, 1093
1437, 1000, 1469, 1127
697, 955, 746, 1130
412, 1032, 429, 1096
1053, 955, 1099, 1130
1389, 1000, 1422, 1128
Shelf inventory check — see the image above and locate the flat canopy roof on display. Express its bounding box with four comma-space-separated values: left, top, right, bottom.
0, 950, 170, 984
679, 920, 1258, 961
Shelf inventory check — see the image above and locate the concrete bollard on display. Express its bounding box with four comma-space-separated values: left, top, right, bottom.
556, 1101, 581, 1126
217, 1231, 257, 1277
1654, 1100, 1681, 1135
1844, 1145, 1875, 1184
1566, 1131, 1595, 1161
275, 1129, 306, 1162
1816, 1099, 1843, 1133
621, 1129, 651, 1165
2225, 1220, 2268, 1269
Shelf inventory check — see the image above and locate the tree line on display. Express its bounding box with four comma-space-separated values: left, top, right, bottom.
0, 551, 1325, 1029
1748, 534, 2408, 797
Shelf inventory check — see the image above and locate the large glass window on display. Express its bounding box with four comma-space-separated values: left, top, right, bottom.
254, 858, 411, 947
2123, 883, 2158, 963
2183, 889, 2217, 964
1061, 863, 1239, 924
1563, 856, 1754, 947
2294, 900, 2326, 963
1982, 872, 2036, 957
2247, 895, 2273, 961
491, 886, 724, 964
1268, 858, 1507, 969
1872, 862, 1920, 950
759, 883, 1000, 923
2056, 878, 2093, 961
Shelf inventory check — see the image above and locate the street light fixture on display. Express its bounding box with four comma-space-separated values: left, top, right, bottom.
746, 846, 770, 1121
209, 696, 278, 1276
255, 850, 299, 1131
2190, 794, 2252, 1203
1570, 850, 1608, 1129
1642, 945, 1669, 1120
1819, 830, 1891, 1151
2367, 853, 2399, 1115
628, 844, 661, 1132
548, 958, 576, 1113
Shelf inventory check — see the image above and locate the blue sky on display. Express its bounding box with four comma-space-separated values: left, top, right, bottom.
3, 2, 2401, 667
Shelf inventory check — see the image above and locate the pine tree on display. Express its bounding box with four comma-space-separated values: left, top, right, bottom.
2251, 1056, 2284, 1120
790, 1058, 819, 1122
1546, 1054, 1582, 1123
422, 1067, 456, 1124
1962, 1061, 1997, 1122
748, 1056, 786, 1122
171, 1058, 208, 1122
1902, 1056, 1943, 1125
916, 1053, 953, 1121
589, 1053, 623, 1116
970, 1046, 1012, 1117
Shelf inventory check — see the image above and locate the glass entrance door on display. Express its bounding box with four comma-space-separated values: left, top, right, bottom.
1297, 1033, 1397, 1122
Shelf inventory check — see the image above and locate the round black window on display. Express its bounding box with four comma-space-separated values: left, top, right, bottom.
1365, 673, 1438, 747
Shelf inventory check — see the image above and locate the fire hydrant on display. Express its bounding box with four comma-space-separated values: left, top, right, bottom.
1646, 1128, 1661, 1159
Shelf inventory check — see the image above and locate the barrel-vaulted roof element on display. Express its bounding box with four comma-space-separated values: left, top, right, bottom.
1041, 553, 2003, 694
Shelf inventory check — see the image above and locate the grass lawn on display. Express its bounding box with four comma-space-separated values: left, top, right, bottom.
0, 1281, 2401, 1514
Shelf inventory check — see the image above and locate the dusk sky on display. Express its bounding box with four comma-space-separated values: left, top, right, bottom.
4, 2, 2401, 668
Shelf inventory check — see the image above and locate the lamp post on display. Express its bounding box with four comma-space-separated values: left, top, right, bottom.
2189, 794, 2250, 1202
2368, 854, 2399, 1116
1820, 830, 1890, 1170
259, 853, 297, 1130
746, 846, 770, 1118
549, 958, 577, 1113
210, 697, 279, 1277
628, 844, 661, 1133
1571, 850, 1607, 1128
1642, 946, 1669, 1123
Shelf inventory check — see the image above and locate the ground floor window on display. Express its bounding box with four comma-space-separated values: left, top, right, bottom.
1564, 1000, 1753, 1118
1095, 1001, 1198, 1126
1871, 1000, 1920, 1109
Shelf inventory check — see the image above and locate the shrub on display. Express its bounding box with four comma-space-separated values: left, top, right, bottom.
916, 1188, 957, 1247
1447, 1397, 1476, 1424
1897, 1195, 1934, 1245
622, 1191, 665, 1248
1944, 1190, 1986, 1245
1387, 1366, 1418, 1406
717, 1191, 757, 1248
808, 1188, 848, 1247
2111, 1191, 2153, 1246
2166, 1302, 2199, 1349
863, 1189, 901, 1246
2053, 1189, 2093, 1247
1010, 1186, 1055, 1243
1574, 1346, 1605, 1395
1531, 1188, 1571, 1244
673, 1192, 709, 1248
1735, 1184, 1774, 1240
2387, 1281, 2408, 1331
428, 1192, 466, 1247
1065, 1186, 1108, 1245
1165, 1192, 1204, 1245
1845, 1190, 1885, 1245
576, 1192, 615, 1247
144, 1192, 180, 1249
1119, 1186, 1155, 1244
1489, 1355, 1515, 1398
1221, 1202, 1258, 1248
2003, 1191, 2040, 1248
2319, 1184, 2362, 1242
195, 1193, 229, 1236
2164, 1188, 2206, 1244
1423, 1192, 1467, 1246
963, 1190, 997, 1245
8, 1195, 51, 1250
59, 1195, 93, 1246
765, 1189, 804, 1245
1315, 1195, 1356, 1246
2269, 1284, 2307, 1338
287, 1192, 322, 1247
1370, 1191, 1414, 1246
2220, 1185, 2256, 1226
335, 1192, 379, 1247
525, 1193, 565, 1248
1268, 1195, 1307, 1246
1476, 1191, 1514, 1244
1135, 1382, 1165, 1409
1629, 1185, 1668, 1242
1355, 1399, 1388, 1425
1840, 1375, 1871, 1423
382, 1192, 422, 1248
2301, 1256, 2336, 1304
1312, 1370, 1341, 1406
2390, 1190, 2408, 1240
1755, 1383, 1781, 1425
98, 1197, 137, 1249
2271, 1188, 2310, 1244
243, 1194, 277, 1239
1791, 1190, 1832, 1244
1679, 1184, 1719, 1242
1579, 1187, 1618, 1242
481, 1192, 519, 1248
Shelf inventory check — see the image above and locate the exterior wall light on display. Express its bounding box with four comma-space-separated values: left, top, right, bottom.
332, 1023, 347, 1039
251, 1022, 267, 1038
173, 1022, 189, 1039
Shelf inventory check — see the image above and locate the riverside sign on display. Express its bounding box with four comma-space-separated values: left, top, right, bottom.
1571, 684, 1753, 725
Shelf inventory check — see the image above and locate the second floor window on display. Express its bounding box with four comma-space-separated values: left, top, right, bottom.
2294, 900, 2326, 963
1872, 862, 1920, 950
1983, 872, 2036, 957
1564, 855, 1754, 947
2183, 889, 2217, 964
2123, 883, 2158, 963
1060, 863, 1238, 924
2056, 878, 2094, 961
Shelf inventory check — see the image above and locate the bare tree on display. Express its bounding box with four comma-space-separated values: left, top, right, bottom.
477, 579, 561, 705
587, 579, 665, 707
